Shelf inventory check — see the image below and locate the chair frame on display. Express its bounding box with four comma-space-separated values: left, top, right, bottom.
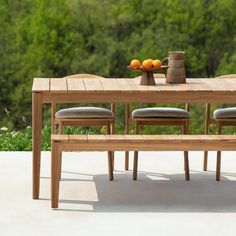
124, 74, 166, 170
132, 105, 190, 181
124, 74, 190, 173
51, 74, 115, 178
51, 74, 116, 135
203, 74, 236, 180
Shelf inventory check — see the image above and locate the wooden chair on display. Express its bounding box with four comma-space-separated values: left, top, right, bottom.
132, 105, 190, 180
203, 74, 236, 180
51, 74, 115, 180
124, 74, 190, 180
124, 74, 167, 170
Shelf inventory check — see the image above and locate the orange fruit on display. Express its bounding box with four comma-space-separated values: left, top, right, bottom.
130, 59, 141, 68
142, 59, 153, 69
152, 59, 162, 69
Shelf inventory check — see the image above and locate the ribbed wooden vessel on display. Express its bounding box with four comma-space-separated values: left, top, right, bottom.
166, 51, 186, 84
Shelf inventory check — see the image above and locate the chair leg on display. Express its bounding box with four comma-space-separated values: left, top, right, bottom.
111, 155, 115, 172
59, 121, 63, 134
108, 152, 114, 181
183, 121, 190, 181
111, 122, 115, 171
133, 151, 138, 180
203, 151, 208, 171
133, 122, 140, 180
125, 104, 130, 170
106, 123, 113, 180
203, 103, 210, 171
184, 153, 190, 181
216, 123, 222, 181
125, 152, 129, 170
51, 103, 56, 134
216, 152, 221, 181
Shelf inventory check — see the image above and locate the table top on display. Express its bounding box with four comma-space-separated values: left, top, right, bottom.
32, 77, 236, 93
32, 77, 236, 103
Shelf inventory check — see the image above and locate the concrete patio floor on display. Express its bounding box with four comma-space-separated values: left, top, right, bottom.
1, 151, 236, 235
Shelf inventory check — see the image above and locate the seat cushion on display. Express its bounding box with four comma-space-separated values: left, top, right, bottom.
214, 107, 236, 119
55, 107, 114, 119
132, 107, 190, 119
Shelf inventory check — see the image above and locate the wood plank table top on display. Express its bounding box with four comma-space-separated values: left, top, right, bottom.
32, 77, 236, 103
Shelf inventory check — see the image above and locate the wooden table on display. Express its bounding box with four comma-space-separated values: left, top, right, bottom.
32, 77, 236, 199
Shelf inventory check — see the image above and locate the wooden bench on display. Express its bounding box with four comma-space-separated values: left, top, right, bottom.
51, 134, 236, 208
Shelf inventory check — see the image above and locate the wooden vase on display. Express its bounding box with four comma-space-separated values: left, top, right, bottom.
166, 51, 186, 84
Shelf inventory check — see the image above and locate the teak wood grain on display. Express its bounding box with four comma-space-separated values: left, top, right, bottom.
66, 78, 85, 92
50, 134, 236, 208
32, 77, 236, 199
33, 77, 236, 94
100, 78, 123, 92
32, 78, 50, 92
50, 78, 67, 92
83, 78, 103, 91
33, 78, 236, 104
51, 134, 236, 151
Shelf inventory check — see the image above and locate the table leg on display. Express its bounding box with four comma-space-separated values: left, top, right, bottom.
125, 104, 130, 170
32, 92, 43, 199
51, 103, 56, 134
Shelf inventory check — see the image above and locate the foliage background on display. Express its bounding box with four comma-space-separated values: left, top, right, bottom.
1, 0, 236, 149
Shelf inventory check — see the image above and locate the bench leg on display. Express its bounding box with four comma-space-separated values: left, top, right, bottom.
51, 142, 61, 208
133, 123, 140, 180
216, 123, 222, 181
107, 123, 113, 180
183, 122, 190, 181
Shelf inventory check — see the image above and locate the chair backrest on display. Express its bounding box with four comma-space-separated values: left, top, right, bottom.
51, 73, 114, 133
64, 73, 104, 79
205, 74, 236, 128
134, 74, 189, 111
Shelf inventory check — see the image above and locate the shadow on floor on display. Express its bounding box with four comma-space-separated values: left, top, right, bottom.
41, 169, 236, 212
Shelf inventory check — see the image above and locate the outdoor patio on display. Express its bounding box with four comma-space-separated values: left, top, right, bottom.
1, 151, 236, 235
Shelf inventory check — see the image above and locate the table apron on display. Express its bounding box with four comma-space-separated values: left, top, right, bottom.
41, 91, 236, 104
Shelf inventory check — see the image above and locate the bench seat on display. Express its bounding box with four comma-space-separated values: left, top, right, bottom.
51, 134, 236, 208
51, 134, 236, 151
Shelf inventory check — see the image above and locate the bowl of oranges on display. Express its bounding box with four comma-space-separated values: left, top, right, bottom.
128, 58, 168, 85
